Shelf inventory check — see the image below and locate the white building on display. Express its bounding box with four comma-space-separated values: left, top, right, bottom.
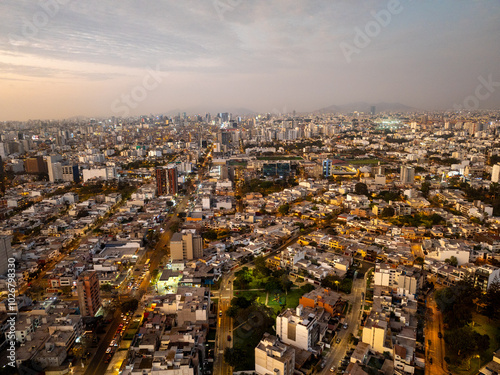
276, 305, 323, 352
492, 164, 500, 183
82, 166, 117, 182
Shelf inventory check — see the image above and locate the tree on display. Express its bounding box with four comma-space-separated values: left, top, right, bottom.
355, 182, 369, 196
231, 296, 254, 310
121, 298, 139, 312
300, 283, 315, 293
434, 278, 479, 329
254, 256, 271, 277
445, 326, 490, 364
321, 275, 341, 290
414, 257, 424, 266
100, 284, 113, 293
280, 274, 293, 292
445, 256, 458, 267
278, 204, 290, 216
421, 181, 431, 197
482, 280, 500, 319
224, 347, 246, 367
150, 268, 159, 281
381, 206, 395, 218
203, 230, 218, 241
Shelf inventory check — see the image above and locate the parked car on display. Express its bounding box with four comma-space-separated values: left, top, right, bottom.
438, 332, 443, 339
227, 335, 231, 341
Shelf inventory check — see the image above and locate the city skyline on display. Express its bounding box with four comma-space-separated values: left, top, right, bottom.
1, 0, 500, 121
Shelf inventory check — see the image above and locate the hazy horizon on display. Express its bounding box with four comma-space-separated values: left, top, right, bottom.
1, 0, 499, 121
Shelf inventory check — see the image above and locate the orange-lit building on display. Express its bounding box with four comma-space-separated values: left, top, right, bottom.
76, 271, 101, 317
299, 288, 344, 316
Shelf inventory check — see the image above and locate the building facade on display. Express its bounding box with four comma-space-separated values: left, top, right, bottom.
76, 271, 101, 317
156, 166, 178, 195
170, 231, 203, 261
255, 333, 295, 375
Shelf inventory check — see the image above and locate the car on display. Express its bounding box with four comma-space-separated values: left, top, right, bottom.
438, 332, 443, 339
320, 361, 326, 369
330, 366, 336, 372
106, 348, 111, 353
227, 335, 231, 341
336, 338, 341, 344
343, 323, 348, 329
429, 358, 433, 364
219, 311, 222, 317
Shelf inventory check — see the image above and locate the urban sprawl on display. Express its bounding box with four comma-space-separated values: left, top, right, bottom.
0, 110, 499, 375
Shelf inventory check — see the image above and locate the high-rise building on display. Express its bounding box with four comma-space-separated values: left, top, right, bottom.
170, 231, 203, 261
491, 164, 500, 183
370, 106, 376, 116
61, 164, 80, 183
323, 159, 332, 178
400, 166, 415, 184
24, 156, 48, 174
0, 236, 13, 276
156, 166, 178, 195
76, 271, 101, 317
46, 155, 63, 182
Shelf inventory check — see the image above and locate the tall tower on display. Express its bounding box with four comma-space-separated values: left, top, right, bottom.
167, 166, 178, 195
400, 166, 415, 184
322, 159, 332, 178
156, 167, 167, 195
156, 166, 178, 195
76, 271, 101, 317
491, 164, 500, 183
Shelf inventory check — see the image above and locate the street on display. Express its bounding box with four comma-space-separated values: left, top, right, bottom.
83, 307, 123, 375
214, 275, 235, 375
425, 293, 448, 375
319, 275, 365, 375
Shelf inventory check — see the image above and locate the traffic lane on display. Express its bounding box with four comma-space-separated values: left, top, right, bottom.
85, 307, 122, 375
425, 296, 447, 375
320, 328, 350, 375
320, 279, 364, 375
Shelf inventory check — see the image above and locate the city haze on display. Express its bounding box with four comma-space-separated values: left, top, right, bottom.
1, 0, 499, 120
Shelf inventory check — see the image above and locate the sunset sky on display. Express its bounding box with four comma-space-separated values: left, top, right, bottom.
1, 0, 499, 120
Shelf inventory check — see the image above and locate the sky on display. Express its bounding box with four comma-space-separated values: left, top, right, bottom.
0, 0, 499, 121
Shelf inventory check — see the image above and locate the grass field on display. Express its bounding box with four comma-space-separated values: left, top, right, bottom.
347, 159, 380, 165
235, 288, 303, 313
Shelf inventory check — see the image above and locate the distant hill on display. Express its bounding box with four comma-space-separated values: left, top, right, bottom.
315, 102, 418, 114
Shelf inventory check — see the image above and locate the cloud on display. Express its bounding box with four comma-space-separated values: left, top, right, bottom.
0, 0, 499, 120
